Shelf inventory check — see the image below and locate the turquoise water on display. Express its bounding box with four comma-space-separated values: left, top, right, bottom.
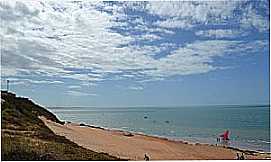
48, 105, 270, 152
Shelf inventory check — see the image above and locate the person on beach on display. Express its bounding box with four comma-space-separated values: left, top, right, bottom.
144, 154, 150, 161
236, 152, 245, 160
240, 153, 245, 160
236, 153, 240, 160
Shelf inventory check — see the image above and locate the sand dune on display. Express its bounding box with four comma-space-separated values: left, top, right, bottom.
40, 117, 269, 160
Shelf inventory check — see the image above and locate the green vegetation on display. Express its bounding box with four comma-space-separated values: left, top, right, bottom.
1, 91, 121, 160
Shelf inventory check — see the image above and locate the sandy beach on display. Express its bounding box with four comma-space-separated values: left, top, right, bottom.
40, 117, 269, 160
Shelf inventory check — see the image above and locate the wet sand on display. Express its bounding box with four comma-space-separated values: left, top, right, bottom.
40, 117, 269, 160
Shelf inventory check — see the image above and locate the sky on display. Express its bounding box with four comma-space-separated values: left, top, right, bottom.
0, 0, 270, 107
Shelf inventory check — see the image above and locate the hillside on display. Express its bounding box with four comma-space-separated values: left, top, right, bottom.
1, 91, 121, 160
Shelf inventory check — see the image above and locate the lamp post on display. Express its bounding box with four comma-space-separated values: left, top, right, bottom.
7, 80, 9, 92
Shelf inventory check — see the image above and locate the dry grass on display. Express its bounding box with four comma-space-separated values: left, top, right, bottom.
1, 91, 122, 161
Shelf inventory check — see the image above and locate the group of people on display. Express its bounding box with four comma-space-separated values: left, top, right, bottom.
143, 130, 245, 161
217, 130, 245, 160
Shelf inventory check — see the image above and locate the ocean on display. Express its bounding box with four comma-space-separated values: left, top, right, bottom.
48, 105, 270, 152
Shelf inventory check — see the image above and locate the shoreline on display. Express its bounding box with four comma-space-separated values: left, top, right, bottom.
40, 116, 270, 160
48, 106, 270, 154
72, 121, 271, 154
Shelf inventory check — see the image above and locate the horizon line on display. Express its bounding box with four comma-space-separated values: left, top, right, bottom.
47, 104, 270, 109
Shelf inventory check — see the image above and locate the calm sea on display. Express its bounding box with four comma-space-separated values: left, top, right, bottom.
48, 105, 270, 152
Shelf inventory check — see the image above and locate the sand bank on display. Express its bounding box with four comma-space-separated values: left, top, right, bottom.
40, 117, 269, 160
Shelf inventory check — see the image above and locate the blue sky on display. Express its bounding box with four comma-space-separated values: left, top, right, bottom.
1, 0, 269, 107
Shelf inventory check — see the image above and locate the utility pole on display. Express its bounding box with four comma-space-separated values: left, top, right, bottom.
7, 80, 9, 92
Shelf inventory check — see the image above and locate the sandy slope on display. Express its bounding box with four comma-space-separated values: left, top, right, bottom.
40, 117, 269, 160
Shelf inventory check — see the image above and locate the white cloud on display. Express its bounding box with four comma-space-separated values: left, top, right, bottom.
240, 2, 269, 32
1, 78, 64, 85
30, 80, 63, 84
68, 85, 81, 89
146, 1, 269, 32
147, 1, 239, 27
137, 33, 161, 41
154, 18, 194, 29
128, 86, 144, 91
1, 1, 268, 85
62, 74, 104, 82
81, 81, 98, 87
66, 90, 97, 97
195, 29, 246, 38
145, 40, 240, 77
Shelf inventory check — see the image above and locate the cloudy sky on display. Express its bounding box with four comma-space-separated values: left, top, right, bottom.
1, 0, 269, 107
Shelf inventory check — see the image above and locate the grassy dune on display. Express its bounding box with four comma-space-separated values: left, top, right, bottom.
1, 91, 121, 160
